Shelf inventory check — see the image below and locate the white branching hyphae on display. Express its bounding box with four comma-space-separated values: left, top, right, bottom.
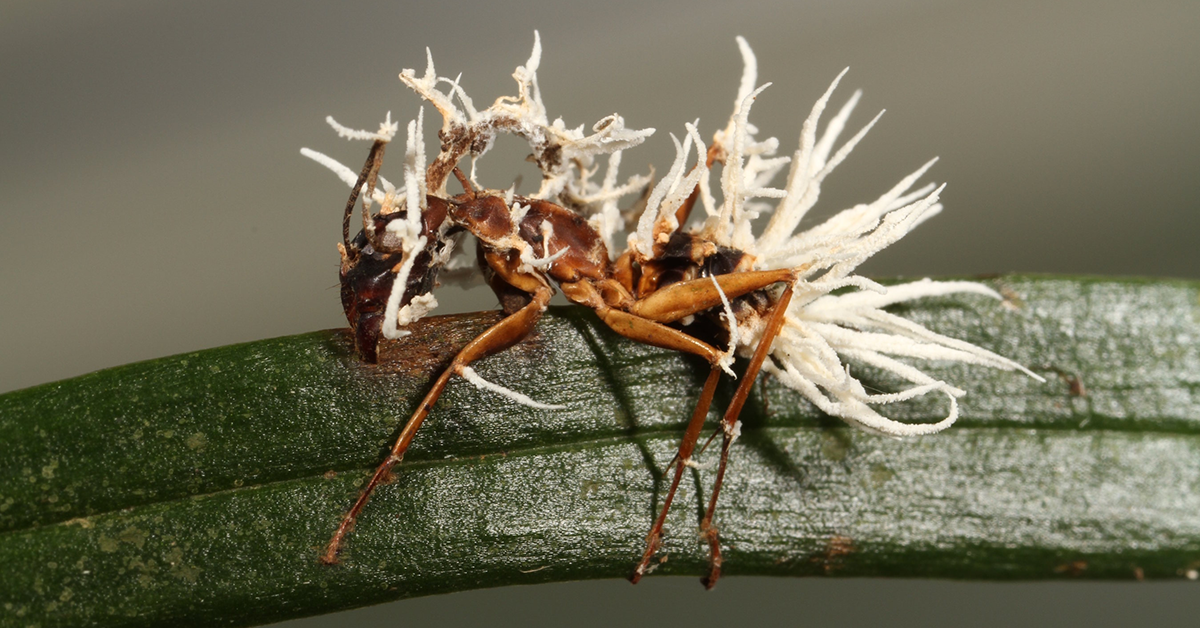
303, 33, 657, 336
459, 366, 565, 410
302, 108, 462, 340
398, 31, 654, 227
303, 33, 1041, 425
299, 114, 400, 207
632, 37, 1043, 437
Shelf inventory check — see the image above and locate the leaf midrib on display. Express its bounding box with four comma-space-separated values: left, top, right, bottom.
6, 415, 1196, 540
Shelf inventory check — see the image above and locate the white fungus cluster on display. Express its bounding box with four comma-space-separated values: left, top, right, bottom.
631, 37, 1044, 436
303, 33, 1043, 436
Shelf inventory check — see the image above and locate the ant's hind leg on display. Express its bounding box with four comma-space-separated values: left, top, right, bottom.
591, 307, 728, 583
321, 285, 553, 565
697, 283, 795, 589
630, 367, 721, 583
630, 269, 795, 325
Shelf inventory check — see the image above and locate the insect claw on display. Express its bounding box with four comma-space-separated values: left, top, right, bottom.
630, 530, 662, 584
700, 522, 723, 589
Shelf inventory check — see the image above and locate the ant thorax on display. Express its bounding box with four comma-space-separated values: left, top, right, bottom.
448, 191, 610, 286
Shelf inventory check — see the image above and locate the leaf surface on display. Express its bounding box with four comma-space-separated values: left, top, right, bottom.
1, 275, 1198, 626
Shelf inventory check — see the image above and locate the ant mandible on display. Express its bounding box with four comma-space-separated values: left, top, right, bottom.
303, 33, 1042, 588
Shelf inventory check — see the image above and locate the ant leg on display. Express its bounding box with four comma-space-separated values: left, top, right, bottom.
697, 283, 794, 589
631, 367, 720, 583
596, 307, 725, 365
631, 268, 795, 324
591, 307, 728, 583
321, 285, 553, 565
604, 274, 798, 583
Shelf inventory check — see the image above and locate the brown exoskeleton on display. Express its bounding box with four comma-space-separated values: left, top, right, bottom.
306, 33, 1042, 589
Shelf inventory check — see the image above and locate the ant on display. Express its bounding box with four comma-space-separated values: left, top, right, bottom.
305, 34, 1042, 588
322, 141, 794, 588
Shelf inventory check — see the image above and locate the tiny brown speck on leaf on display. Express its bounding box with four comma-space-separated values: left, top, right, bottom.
1054, 560, 1088, 577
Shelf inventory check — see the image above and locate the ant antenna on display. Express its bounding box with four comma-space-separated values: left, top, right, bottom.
451, 167, 476, 199
342, 139, 388, 259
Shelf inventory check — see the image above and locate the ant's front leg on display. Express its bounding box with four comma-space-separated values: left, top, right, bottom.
321, 284, 553, 565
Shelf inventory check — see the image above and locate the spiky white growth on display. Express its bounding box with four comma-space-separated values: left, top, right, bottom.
396, 292, 438, 328
303, 36, 652, 408
629, 123, 707, 257
303, 35, 1042, 430
500, 205, 571, 274
523, 219, 570, 270
301, 110, 442, 339
375, 111, 436, 340
300, 114, 403, 210
307, 34, 654, 263
399, 31, 655, 208
300, 114, 403, 208
326, 112, 400, 142
709, 274, 740, 377
579, 150, 655, 253
459, 366, 565, 410
634, 37, 1044, 437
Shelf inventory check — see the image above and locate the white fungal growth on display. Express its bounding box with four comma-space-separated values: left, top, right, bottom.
725, 419, 743, 445
459, 366, 565, 410
396, 293, 438, 328
326, 112, 400, 142
378, 111, 436, 340
580, 149, 654, 254
301, 109, 440, 340
709, 275, 740, 378
632, 37, 1044, 437
298, 146, 395, 207
402, 109, 427, 237
514, 214, 570, 273
630, 123, 707, 258
304, 33, 653, 258
300, 114, 402, 208
303, 34, 1042, 429
398, 31, 655, 204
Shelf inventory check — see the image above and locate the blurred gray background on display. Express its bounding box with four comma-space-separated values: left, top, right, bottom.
2, 1, 1197, 625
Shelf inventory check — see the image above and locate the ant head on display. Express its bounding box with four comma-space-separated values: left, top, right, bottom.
340, 182, 456, 363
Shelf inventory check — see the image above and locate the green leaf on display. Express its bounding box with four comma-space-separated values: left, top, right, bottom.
1, 275, 1198, 626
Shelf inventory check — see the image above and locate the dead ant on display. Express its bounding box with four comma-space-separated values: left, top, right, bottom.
322, 142, 794, 587
304, 33, 1042, 589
